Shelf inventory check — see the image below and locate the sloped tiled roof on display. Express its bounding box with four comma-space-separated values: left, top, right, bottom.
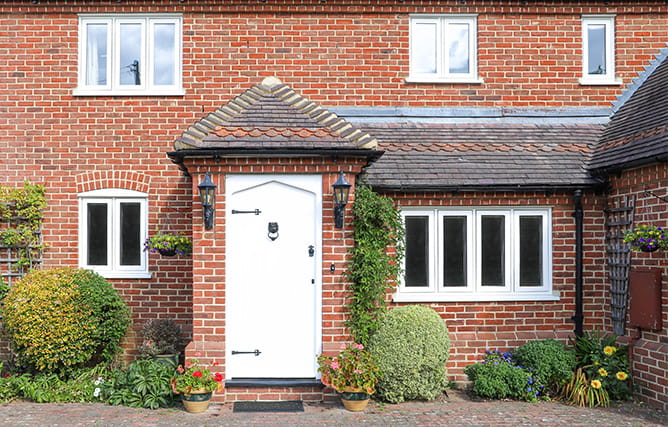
589, 45, 668, 172
173, 77, 378, 152
361, 123, 603, 190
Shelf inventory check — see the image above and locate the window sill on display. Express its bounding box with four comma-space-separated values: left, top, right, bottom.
393, 290, 560, 303
405, 76, 484, 84
578, 78, 623, 86
84, 269, 153, 280
73, 88, 185, 97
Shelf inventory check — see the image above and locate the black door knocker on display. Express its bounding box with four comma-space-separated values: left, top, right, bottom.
267, 222, 279, 241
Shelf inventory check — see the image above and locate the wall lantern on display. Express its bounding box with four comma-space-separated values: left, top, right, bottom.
198, 172, 217, 230
333, 171, 352, 229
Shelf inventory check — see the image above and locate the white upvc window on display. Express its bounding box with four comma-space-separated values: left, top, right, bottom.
78, 189, 150, 279
407, 15, 481, 83
580, 15, 620, 85
76, 14, 183, 96
397, 208, 555, 302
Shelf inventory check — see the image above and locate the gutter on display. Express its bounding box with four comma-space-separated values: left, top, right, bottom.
167, 148, 385, 175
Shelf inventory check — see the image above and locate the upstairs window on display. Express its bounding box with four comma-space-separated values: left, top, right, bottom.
408, 15, 481, 83
78, 189, 149, 278
76, 15, 182, 96
398, 208, 554, 302
581, 16, 618, 85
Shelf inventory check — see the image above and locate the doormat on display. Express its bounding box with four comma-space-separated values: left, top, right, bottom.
233, 400, 304, 413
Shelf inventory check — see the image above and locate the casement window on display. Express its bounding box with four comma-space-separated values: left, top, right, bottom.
76, 15, 182, 96
397, 208, 555, 302
78, 189, 149, 278
408, 15, 481, 83
580, 16, 619, 85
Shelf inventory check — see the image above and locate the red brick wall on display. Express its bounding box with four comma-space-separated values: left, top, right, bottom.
606, 163, 668, 410
0, 0, 665, 400
385, 190, 608, 383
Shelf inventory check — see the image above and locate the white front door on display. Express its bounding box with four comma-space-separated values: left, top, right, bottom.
226, 175, 321, 379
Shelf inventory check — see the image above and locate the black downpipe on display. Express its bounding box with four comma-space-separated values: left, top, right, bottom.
572, 189, 584, 337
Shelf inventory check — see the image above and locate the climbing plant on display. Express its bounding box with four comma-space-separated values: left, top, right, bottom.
345, 185, 405, 346
0, 181, 46, 274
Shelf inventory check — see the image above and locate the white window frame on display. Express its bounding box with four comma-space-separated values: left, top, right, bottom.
75, 14, 183, 96
78, 189, 150, 279
396, 208, 556, 302
580, 15, 621, 85
407, 14, 482, 84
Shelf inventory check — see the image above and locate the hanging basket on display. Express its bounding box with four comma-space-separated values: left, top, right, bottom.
638, 244, 660, 253
158, 248, 177, 256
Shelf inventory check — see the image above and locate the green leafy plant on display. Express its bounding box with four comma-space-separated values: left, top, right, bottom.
562, 367, 610, 407
568, 331, 631, 400
0, 181, 46, 272
138, 319, 182, 358
144, 231, 192, 256
345, 185, 405, 346
102, 359, 177, 409
622, 224, 668, 252
367, 305, 450, 403
513, 339, 576, 394
317, 343, 381, 394
172, 358, 223, 394
1, 267, 130, 374
464, 350, 544, 402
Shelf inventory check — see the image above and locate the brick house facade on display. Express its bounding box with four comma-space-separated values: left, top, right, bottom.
1, 1, 666, 407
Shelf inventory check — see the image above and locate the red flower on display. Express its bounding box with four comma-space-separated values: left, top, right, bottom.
192, 371, 203, 378
214, 373, 223, 382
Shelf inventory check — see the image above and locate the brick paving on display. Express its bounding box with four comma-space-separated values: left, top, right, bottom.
0, 391, 665, 426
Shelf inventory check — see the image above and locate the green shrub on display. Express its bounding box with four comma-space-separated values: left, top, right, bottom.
513, 339, 575, 393
101, 359, 177, 409
1, 267, 130, 374
367, 305, 450, 403
569, 331, 632, 400
464, 351, 544, 402
0, 366, 108, 403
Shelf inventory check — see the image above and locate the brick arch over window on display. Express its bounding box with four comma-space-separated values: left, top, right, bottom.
75, 170, 151, 194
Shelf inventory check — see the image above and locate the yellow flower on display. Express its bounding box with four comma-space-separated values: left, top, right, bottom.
591, 379, 602, 389
603, 346, 616, 355
593, 361, 600, 365
616, 371, 628, 381
598, 368, 608, 377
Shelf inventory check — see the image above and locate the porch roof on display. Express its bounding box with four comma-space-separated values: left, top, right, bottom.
589, 45, 668, 173
360, 123, 604, 191
172, 76, 378, 152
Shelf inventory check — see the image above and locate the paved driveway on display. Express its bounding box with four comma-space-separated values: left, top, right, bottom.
0, 390, 665, 426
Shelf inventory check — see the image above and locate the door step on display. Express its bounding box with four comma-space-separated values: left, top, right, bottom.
233, 400, 304, 413
225, 378, 323, 388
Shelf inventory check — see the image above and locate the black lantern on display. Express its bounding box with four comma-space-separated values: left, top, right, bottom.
333, 171, 352, 229
198, 172, 217, 230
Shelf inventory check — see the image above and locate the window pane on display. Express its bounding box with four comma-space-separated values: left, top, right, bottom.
120, 23, 142, 85
519, 216, 543, 286
412, 22, 437, 74
153, 23, 175, 85
447, 23, 470, 74
481, 215, 505, 286
405, 216, 429, 287
587, 24, 606, 75
120, 202, 141, 266
87, 203, 108, 265
85, 23, 108, 86
443, 216, 467, 286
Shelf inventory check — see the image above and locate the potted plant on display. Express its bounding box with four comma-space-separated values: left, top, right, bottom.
171, 357, 223, 413
138, 319, 182, 365
144, 231, 192, 256
317, 343, 381, 411
622, 224, 668, 252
